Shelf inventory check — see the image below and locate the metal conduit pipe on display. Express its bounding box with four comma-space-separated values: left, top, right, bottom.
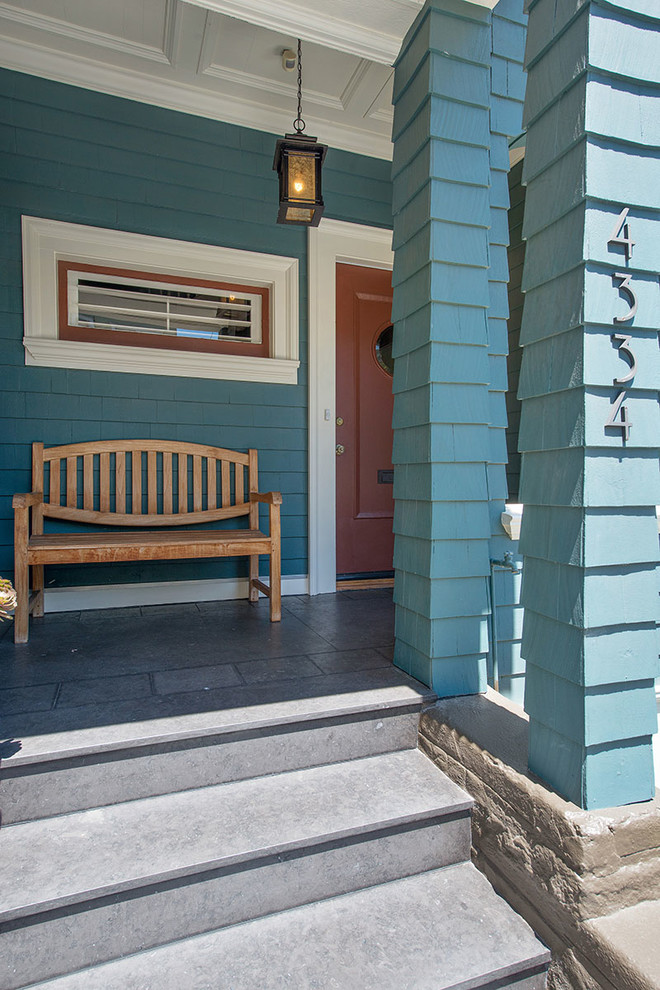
488, 551, 522, 693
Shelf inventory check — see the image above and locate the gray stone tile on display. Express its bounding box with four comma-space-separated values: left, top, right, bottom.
56, 674, 152, 709
195, 599, 262, 616
311, 649, 391, 674
298, 614, 394, 650
236, 655, 323, 684
0, 592, 396, 712
340, 588, 394, 601
3, 667, 432, 753
153, 664, 242, 695
140, 603, 202, 618
35, 610, 82, 623
78, 607, 143, 624
0, 683, 57, 716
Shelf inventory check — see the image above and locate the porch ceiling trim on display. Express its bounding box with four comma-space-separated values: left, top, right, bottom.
0, 34, 395, 160
182, 0, 423, 65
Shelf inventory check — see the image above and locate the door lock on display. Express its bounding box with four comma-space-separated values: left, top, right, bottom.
336, 444, 345, 455
336, 416, 344, 426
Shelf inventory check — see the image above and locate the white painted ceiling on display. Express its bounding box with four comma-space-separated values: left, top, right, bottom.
0, 0, 435, 159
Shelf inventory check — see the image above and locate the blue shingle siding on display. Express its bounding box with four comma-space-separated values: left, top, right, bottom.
518, 0, 660, 808
0, 68, 392, 588
486, 0, 527, 704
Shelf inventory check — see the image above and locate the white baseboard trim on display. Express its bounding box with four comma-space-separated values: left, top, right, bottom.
43, 575, 310, 613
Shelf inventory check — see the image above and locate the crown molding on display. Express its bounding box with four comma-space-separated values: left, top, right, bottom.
0, 36, 394, 160
199, 62, 345, 114
0, 0, 175, 64
339, 61, 372, 112
181, 0, 415, 65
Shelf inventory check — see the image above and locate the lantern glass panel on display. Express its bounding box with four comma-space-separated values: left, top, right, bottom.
287, 153, 316, 202
285, 206, 315, 223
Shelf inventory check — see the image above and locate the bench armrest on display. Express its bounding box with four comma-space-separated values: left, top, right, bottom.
13, 492, 43, 509
250, 491, 283, 506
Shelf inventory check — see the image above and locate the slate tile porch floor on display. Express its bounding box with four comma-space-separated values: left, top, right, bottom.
0, 590, 402, 746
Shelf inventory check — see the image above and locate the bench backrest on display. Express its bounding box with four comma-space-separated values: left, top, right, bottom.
33, 440, 258, 527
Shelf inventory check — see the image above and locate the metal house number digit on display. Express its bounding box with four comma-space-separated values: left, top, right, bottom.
605, 390, 632, 440
611, 333, 637, 384
612, 272, 638, 323
608, 208, 635, 261
604, 207, 638, 442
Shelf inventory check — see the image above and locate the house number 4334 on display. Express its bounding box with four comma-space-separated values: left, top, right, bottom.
604, 208, 639, 441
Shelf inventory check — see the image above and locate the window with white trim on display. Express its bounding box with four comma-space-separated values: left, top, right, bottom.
22, 217, 299, 384
59, 262, 269, 357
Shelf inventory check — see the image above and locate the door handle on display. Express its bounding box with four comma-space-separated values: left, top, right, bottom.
336, 444, 345, 455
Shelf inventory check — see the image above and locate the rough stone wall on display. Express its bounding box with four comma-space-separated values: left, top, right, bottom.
418, 697, 660, 990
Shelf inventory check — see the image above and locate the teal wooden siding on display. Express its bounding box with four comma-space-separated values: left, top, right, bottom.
391, 0, 495, 696
0, 68, 392, 589
486, 0, 527, 705
518, 0, 660, 808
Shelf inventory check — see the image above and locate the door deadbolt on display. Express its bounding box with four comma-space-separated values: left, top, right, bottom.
336, 444, 345, 455
336, 416, 344, 426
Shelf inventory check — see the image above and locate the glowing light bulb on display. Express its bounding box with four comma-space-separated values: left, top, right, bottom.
294, 180, 304, 193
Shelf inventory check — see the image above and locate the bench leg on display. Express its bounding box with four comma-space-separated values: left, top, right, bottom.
14, 555, 29, 644
268, 501, 281, 622
269, 548, 281, 622
14, 505, 30, 643
249, 554, 259, 603
32, 565, 45, 617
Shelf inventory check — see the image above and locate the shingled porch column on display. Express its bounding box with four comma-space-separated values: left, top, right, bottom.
518, 0, 660, 808
391, 0, 495, 695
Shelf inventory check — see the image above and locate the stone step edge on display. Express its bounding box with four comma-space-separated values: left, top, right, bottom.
23, 863, 551, 990
1, 812, 470, 926
6, 692, 434, 769
1, 796, 471, 926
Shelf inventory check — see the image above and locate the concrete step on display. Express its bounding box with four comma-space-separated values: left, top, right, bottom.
2, 749, 472, 989
1, 668, 434, 823
28, 864, 551, 990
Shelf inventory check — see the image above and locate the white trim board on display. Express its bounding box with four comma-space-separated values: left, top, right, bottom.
22, 216, 300, 384
44, 574, 309, 612
307, 219, 393, 595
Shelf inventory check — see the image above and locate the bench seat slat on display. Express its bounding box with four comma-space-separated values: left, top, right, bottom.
163, 453, 173, 514
148, 451, 158, 514
66, 456, 77, 508
116, 453, 127, 514
193, 455, 202, 512
208, 458, 217, 510
100, 453, 110, 512
83, 455, 94, 511
49, 458, 59, 507
27, 529, 272, 565
178, 453, 188, 514
132, 450, 142, 515
221, 461, 230, 508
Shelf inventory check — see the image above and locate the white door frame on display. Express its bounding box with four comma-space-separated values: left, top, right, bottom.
308, 219, 394, 595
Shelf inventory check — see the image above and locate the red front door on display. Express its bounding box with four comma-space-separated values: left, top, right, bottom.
336, 263, 394, 577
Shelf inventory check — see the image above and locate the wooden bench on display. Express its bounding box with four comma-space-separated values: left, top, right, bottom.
13, 440, 282, 643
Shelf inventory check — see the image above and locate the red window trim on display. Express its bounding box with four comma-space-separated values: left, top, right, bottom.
57, 261, 270, 358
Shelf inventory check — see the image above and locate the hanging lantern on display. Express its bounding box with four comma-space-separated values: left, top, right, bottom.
273, 40, 327, 227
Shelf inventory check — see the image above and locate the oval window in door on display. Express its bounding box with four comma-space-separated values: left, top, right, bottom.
374, 324, 394, 376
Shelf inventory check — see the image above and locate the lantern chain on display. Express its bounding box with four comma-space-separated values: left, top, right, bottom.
293, 38, 305, 134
